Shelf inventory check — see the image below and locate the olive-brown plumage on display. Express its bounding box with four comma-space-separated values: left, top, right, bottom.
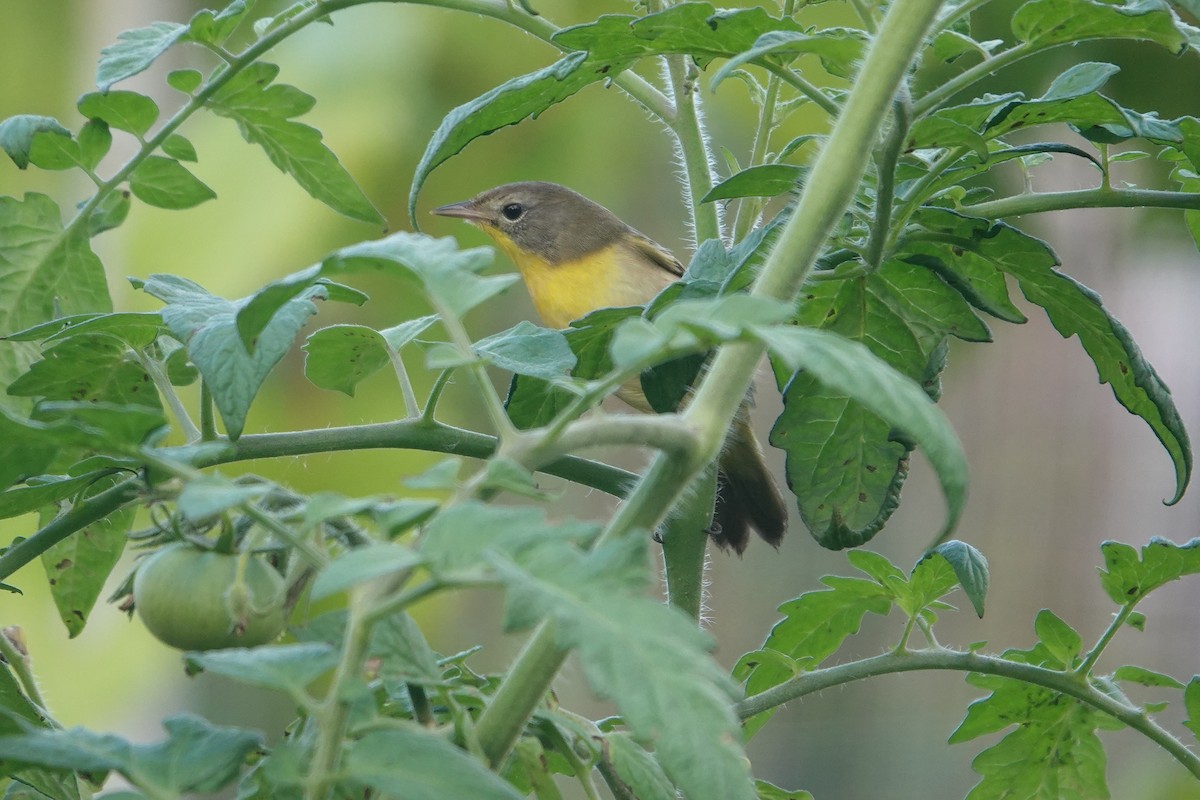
434, 182, 787, 553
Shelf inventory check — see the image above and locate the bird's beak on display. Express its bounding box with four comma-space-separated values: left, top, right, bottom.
431, 200, 490, 223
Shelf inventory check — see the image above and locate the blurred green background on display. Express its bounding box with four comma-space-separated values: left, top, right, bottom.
3, 1, 1200, 797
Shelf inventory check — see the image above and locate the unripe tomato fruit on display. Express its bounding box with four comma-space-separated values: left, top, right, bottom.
133, 542, 287, 650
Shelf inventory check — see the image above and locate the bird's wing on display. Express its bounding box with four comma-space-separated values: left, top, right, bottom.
624, 231, 685, 278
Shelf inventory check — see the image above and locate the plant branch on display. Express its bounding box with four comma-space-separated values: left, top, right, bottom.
864, 90, 911, 270
963, 187, 1200, 218
1076, 603, 1135, 676
0, 630, 58, 728
914, 42, 1034, 116
0, 477, 141, 583
764, 63, 841, 118
665, 54, 722, 243
735, 648, 1200, 781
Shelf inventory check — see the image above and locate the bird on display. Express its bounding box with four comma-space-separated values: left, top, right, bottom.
433, 181, 787, 553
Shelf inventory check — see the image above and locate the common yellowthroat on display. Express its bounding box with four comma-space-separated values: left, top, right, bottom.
433, 181, 787, 553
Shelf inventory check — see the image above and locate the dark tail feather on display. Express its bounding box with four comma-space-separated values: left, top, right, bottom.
709, 417, 788, 555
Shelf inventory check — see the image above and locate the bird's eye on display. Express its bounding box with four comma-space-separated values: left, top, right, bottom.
502, 203, 524, 221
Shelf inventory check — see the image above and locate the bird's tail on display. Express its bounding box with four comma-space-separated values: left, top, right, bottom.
711, 416, 789, 554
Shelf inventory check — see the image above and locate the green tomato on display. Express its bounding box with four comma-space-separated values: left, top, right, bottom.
133, 542, 287, 651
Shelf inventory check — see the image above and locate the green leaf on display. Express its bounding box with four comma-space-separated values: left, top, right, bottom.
310, 543, 423, 601
128, 156, 216, 209
236, 232, 496, 351
738, 574, 892, 738
493, 536, 756, 800
755, 781, 814, 800
176, 474, 270, 522
0, 473, 105, 521
96, 22, 189, 91
187, 0, 258, 46
1184, 677, 1200, 741
5, 311, 164, 348
185, 644, 339, 696
1112, 665, 1184, 689
1034, 610, 1082, 666
703, 165, 803, 202
302, 317, 436, 396
370, 611, 442, 684
140, 274, 321, 439
41, 486, 134, 637
0, 408, 59, 493
409, 51, 628, 220
953, 657, 1110, 799
160, 134, 198, 162
605, 732, 676, 800
167, 69, 203, 94
910, 209, 1191, 504
77, 91, 160, 137
1097, 537, 1200, 604
0, 116, 71, 169
0, 713, 261, 795
420, 502, 598, 575
345, 728, 524, 800
930, 539, 989, 617
710, 28, 866, 86
206, 62, 382, 224
26, 127, 83, 172
8, 334, 163, 410
759, 322, 970, 545
32, 401, 167, 450
77, 121, 111, 171
87, 189, 132, 237
1013, 0, 1191, 54
474, 321, 576, 380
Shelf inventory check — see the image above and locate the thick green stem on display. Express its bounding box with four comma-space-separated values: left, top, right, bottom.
666, 54, 722, 243
475, 621, 569, 768
963, 187, 1200, 218
735, 648, 1200, 781
864, 92, 911, 269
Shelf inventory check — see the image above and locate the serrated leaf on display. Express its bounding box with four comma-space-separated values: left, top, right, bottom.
930, 539, 989, 616
1097, 537, 1200, 604
0, 116, 71, 169
1013, 0, 1190, 54
206, 62, 381, 224
235, 232, 496, 352
77, 91, 160, 137
139, 274, 321, 439
346, 727, 523, 800
733, 648, 806, 740
910, 209, 1191, 504
759, 322, 969, 545
0, 713, 261, 795
474, 321, 575, 380
493, 536, 756, 800
711, 28, 866, 87
41, 484, 134, 637
310, 543, 423, 601
185, 643, 338, 696
96, 22, 189, 91
8, 334, 162, 409
419, 502, 598, 575
128, 156, 216, 209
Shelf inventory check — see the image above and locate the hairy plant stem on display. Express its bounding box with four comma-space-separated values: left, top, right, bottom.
667, 56, 722, 243
468, 0, 947, 769
864, 91, 911, 270
732, 67, 785, 242
963, 187, 1200, 218
305, 588, 375, 800
764, 63, 841, 118
735, 648, 1200, 781
1076, 603, 1135, 676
